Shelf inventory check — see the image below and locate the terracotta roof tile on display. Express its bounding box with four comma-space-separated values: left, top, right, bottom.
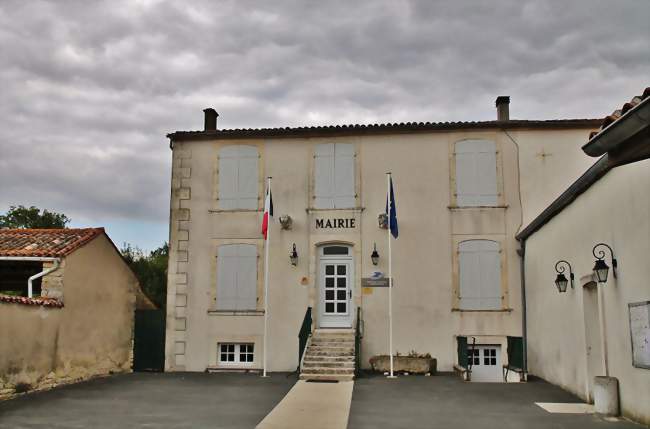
0, 294, 64, 308
0, 228, 104, 257
168, 118, 602, 142
590, 87, 650, 141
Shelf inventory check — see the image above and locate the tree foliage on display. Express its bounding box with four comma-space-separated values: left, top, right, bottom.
121, 242, 168, 309
0, 205, 70, 229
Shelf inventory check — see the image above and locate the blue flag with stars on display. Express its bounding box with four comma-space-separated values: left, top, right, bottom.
385, 176, 398, 238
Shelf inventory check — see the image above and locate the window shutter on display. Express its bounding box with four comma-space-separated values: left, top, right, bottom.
237, 146, 259, 210
455, 140, 497, 207
218, 147, 239, 210
235, 244, 257, 310
333, 143, 355, 208
458, 240, 501, 310
216, 244, 238, 310
478, 241, 501, 309
218, 145, 259, 210
314, 143, 335, 208
217, 244, 258, 310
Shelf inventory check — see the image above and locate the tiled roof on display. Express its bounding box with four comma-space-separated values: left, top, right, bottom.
0, 228, 104, 257
168, 118, 602, 142
589, 87, 650, 140
0, 294, 64, 308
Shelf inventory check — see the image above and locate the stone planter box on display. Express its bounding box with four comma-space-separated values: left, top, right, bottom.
369, 355, 437, 374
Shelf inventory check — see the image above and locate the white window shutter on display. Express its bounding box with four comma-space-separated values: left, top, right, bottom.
478, 241, 501, 309
314, 143, 335, 208
458, 240, 501, 310
218, 147, 239, 210
219, 145, 259, 210
216, 244, 238, 310
333, 143, 355, 208
236, 244, 258, 310
237, 146, 259, 210
455, 140, 497, 207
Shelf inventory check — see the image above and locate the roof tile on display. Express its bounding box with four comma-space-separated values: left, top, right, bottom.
0, 228, 104, 257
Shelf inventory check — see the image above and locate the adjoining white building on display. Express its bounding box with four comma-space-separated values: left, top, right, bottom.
517, 87, 650, 424
164, 96, 601, 383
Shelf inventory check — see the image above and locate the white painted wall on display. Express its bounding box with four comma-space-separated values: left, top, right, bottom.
525, 159, 650, 425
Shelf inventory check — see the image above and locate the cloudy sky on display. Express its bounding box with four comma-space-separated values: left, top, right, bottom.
0, 0, 648, 251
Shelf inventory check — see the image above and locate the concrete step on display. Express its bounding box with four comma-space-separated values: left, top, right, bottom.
299, 373, 355, 382
302, 361, 355, 369
300, 367, 355, 375
314, 329, 355, 335
303, 355, 355, 363
306, 347, 354, 357
311, 337, 354, 342
306, 345, 354, 352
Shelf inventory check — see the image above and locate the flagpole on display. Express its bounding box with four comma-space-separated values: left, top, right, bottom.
387, 172, 396, 379
262, 177, 271, 377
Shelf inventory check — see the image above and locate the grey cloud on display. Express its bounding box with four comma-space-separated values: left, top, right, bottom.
0, 0, 648, 243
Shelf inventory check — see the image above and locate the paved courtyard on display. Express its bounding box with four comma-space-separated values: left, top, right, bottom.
0, 372, 642, 428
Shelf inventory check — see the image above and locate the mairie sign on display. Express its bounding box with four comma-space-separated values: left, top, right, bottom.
315, 218, 356, 229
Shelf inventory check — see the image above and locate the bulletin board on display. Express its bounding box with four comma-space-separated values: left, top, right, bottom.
629, 301, 650, 369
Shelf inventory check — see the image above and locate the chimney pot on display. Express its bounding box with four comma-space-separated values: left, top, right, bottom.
495, 96, 510, 121
203, 108, 219, 131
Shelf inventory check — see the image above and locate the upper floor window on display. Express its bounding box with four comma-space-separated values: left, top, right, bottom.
455, 140, 498, 207
216, 244, 257, 310
314, 143, 355, 209
458, 240, 501, 310
218, 145, 259, 210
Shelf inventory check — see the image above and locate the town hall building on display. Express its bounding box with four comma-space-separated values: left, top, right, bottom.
163, 97, 601, 383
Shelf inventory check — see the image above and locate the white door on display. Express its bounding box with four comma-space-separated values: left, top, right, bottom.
469, 345, 502, 382
319, 245, 353, 328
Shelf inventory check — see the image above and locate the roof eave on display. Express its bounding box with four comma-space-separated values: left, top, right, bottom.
167, 119, 601, 143
582, 98, 650, 157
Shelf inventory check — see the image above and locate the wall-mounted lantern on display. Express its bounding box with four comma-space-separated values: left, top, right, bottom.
554, 260, 574, 293
592, 243, 617, 283
289, 243, 298, 266
279, 215, 293, 230
371, 243, 380, 265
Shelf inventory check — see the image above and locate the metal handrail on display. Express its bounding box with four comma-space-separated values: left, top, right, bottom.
467, 336, 477, 380
297, 307, 312, 372
355, 307, 363, 377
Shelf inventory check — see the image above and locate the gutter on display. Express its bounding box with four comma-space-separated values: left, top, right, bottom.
0, 256, 61, 298
582, 96, 650, 157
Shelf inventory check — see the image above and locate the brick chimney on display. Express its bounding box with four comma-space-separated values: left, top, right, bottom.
495, 96, 510, 121
203, 108, 219, 131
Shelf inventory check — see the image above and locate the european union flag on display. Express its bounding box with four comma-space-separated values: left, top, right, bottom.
385, 176, 398, 238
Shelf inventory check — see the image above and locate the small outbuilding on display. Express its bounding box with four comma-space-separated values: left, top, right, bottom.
0, 228, 152, 400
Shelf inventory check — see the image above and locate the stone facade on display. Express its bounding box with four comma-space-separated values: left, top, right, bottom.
165, 145, 192, 370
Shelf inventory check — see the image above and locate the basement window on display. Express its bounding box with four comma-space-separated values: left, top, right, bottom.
0, 261, 43, 297
219, 343, 254, 365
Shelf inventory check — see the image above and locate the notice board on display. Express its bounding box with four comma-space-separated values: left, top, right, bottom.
629, 301, 650, 369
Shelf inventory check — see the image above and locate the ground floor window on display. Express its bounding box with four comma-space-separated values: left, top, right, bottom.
219, 343, 254, 365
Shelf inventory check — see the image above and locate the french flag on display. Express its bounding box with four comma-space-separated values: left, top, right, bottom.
261, 187, 273, 240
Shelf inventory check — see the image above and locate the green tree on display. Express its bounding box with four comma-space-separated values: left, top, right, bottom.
0, 205, 70, 229
121, 242, 168, 309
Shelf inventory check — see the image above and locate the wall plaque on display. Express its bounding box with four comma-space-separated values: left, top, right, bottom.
361, 278, 394, 287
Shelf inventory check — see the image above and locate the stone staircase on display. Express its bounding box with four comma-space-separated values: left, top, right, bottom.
300, 329, 355, 381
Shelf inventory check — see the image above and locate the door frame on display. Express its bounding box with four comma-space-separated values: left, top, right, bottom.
317, 244, 354, 328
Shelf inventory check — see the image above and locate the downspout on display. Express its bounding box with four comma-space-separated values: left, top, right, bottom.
503, 128, 528, 376
0, 256, 61, 298
516, 240, 528, 375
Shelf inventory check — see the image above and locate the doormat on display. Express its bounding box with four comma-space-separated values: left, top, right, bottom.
535, 402, 594, 413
